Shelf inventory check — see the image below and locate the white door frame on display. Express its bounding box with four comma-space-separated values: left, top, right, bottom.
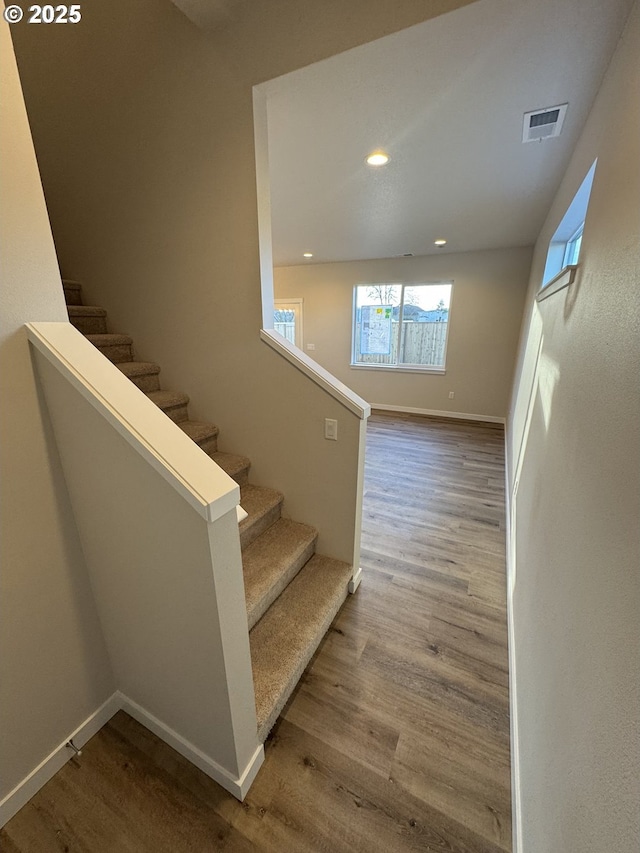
274, 298, 304, 348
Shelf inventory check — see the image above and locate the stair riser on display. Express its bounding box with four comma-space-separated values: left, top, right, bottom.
247, 537, 317, 630
240, 502, 282, 550
210, 452, 252, 487
232, 466, 250, 487
250, 553, 353, 742
195, 435, 219, 456
210, 460, 250, 486
63, 284, 82, 305
70, 316, 109, 335
94, 344, 134, 364
255, 584, 349, 744
157, 403, 189, 423
127, 373, 161, 393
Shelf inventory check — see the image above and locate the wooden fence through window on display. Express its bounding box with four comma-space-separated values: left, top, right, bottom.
355, 321, 448, 366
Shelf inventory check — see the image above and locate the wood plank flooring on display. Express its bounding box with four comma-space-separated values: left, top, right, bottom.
1, 412, 512, 852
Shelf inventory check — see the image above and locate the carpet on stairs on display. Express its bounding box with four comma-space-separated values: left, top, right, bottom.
63, 279, 354, 745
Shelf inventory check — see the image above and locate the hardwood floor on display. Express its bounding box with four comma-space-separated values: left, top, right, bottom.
1, 413, 512, 852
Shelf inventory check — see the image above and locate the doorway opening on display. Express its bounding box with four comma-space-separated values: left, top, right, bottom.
274, 298, 303, 348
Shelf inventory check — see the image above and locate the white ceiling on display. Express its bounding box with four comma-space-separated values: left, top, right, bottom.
261, 0, 633, 266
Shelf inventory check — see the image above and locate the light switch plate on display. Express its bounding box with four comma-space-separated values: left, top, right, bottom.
324, 418, 338, 440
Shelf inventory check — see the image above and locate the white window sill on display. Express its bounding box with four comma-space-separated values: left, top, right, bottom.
538, 264, 577, 302
350, 363, 446, 375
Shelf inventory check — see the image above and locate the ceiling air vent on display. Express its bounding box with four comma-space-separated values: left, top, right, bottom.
522, 104, 568, 143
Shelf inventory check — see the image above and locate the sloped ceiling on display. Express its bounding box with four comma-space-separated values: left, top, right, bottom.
170, 0, 234, 31
169, 0, 634, 266
259, 0, 633, 265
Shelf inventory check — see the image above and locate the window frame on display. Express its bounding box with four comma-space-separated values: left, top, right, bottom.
562, 223, 584, 268
540, 159, 596, 294
350, 282, 453, 374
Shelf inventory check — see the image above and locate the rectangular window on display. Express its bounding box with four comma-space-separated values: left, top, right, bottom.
352, 283, 452, 371
541, 159, 596, 289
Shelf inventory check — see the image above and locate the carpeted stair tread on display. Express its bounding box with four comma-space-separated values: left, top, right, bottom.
250, 553, 352, 741
67, 305, 107, 317
239, 484, 284, 550
210, 451, 251, 486
67, 305, 108, 334
178, 420, 220, 456
118, 361, 160, 379
178, 420, 219, 443
86, 333, 133, 346
117, 361, 161, 378
85, 333, 134, 364
146, 389, 190, 422
116, 361, 161, 392
243, 518, 318, 630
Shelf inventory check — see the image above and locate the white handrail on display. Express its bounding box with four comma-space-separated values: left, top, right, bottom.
260, 328, 371, 419
27, 322, 240, 523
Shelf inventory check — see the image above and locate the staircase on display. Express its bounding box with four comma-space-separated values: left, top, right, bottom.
63, 280, 352, 742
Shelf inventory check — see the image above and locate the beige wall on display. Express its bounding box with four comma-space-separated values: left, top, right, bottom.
9, 0, 637, 841
275, 248, 531, 419
8, 0, 472, 564
507, 4, 639, 851
0, 20, 114, 803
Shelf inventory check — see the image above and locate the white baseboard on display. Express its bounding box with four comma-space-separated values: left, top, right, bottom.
506, 577, 522, 853
348, 566, 363, 593
0, 693, 120, 828
118, 693, 264, 801
0, 691, 265, 828
504, 431, 522, 853
371, 403, 505, 424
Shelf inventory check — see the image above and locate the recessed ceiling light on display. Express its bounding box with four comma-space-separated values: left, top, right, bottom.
434, 239, 447, 247
303, 252, 313, 258
366, 151, 390, 166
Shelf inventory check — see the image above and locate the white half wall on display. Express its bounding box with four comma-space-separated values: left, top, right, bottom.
30, 333, 261, 786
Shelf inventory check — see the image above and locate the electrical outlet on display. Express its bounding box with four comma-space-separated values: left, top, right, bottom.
324, 418, 338, 440
307, 343, 316, 351
448, 391, 455, 399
